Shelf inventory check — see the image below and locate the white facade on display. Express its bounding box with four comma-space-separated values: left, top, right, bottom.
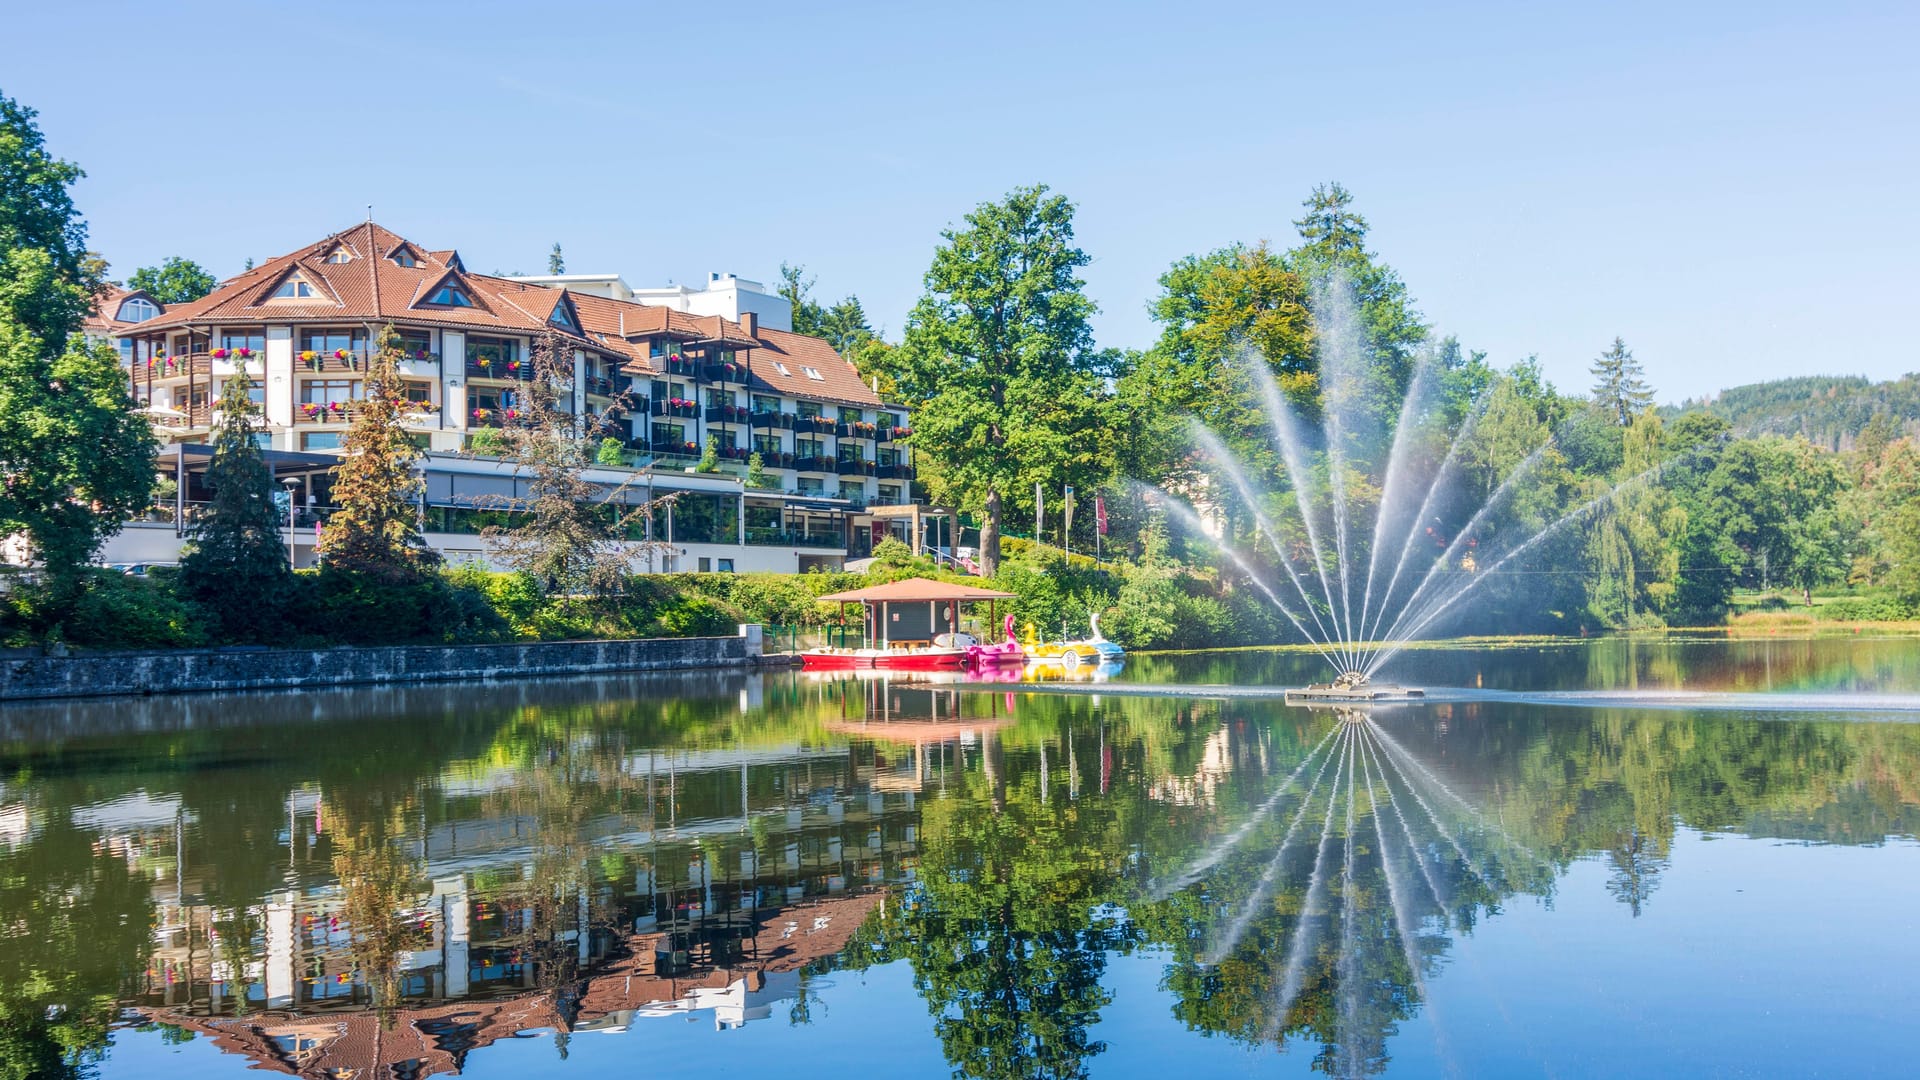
513, 271, 795, 332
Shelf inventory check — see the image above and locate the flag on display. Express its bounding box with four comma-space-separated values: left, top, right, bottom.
1064, 485, 1074, 541
1035, 482, 1045, 538
1095, 495, 1108, 536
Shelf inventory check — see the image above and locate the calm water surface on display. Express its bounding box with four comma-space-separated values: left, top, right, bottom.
4, 637, 1918, 1078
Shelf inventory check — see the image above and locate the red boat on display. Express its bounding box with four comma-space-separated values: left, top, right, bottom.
801, 578, 1016, 671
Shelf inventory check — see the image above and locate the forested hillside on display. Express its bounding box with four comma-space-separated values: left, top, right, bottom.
1670, 374, 1920, 450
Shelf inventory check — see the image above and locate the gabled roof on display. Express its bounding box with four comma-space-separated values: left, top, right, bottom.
743, 326, 883, 408
82, 285, 164, 335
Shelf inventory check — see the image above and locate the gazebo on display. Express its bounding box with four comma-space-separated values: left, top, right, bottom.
804, 577, 1016, 669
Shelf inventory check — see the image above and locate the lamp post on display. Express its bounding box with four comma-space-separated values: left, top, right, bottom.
281, 477, 300, 570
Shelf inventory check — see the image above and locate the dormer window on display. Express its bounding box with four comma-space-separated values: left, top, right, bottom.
429, 284, 473, 307
550, 298, 577, 331
324, 247, 353, 264
802, 366, 824, 381
116, 297, 158, 323
388, 248, 419, 268
271, 277, 316, 299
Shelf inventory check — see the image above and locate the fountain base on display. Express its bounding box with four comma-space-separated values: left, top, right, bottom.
1285, 671, 1424, 704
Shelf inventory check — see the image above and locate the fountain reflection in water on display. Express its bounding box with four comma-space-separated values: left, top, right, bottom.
1149, 707, 1553, 1078
1144, 273, 1671, 687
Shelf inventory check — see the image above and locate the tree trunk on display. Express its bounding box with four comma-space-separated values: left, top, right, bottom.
979, 487, 1002, 578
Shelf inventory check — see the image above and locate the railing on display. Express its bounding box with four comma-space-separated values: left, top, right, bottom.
137, 355, 213, 380
751, 411, 793, 429
699, 362, 745, 384
753, 450, 795, 469
705, 404, 751, 424
148, 404, 213, 429
585, 376, 622, 396
878, 462, 915, 480
662, 355, 699, 378
652, 399, 699, 419
838, 422, 880, 440
837, 458, 877, 477
793, 455, 836, 473
296, 350, 372, 374
296, 402, 359, 424
465, 358, 531, 381
651, 439, 702, 457
796, 415, 838, 435
746, 527, 846, 549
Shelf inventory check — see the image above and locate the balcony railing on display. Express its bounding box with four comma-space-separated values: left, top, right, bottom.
651, 439, 702, 458
751, 410, 793, 429
746, 527, 846, 549
838, 421, 880, 440
147, 404, 213, 429
652, 399, 699, 419
297, 350, 372, 374
795, 415, 838, 435
836, 458, 877, 477
465, 357, 531, 381
753, 450, 795, 469
661, 355, 699, 378
705, 404, 751, 424
878, 462, 915, 481
584, 375, 623, 397
296, 401, 359, 424
793, 455, 836, 473
136, 354, 213, 380
699, 362, 746, 384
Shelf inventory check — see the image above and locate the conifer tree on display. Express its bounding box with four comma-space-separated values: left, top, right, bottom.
320, 325, 436, 578
179, 366, 291, 641
1591, 336, 1655, 426
548, 243, 565, 275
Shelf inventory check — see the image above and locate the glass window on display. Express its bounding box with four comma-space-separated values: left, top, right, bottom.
402, 381, 433, 405
751, 394, 780, 413
878, 484, 901, 504
301, 432, 342, 451
220, 330, 266, 354
718, 558, 734, 573
551, 301, 577, 330
430, 284, 473, 307
650, 338, 669, 358
324, 248, 352, 264
717, 350, 735, 364
389, 248, 419, 267
797, 401, 821, 418
301, 328, 367, 355
117, 297, 159, 322
802, 367, 824, 381
272, 277, 316, 299
466, 336, 519, 367
797, 438, 826, 458
773, 361, 793, 376
839, 482, 864, 500
117, 339, 133, 364
753, 434, 785, 456
300, 379, 361, 405
398, 330, 432, 357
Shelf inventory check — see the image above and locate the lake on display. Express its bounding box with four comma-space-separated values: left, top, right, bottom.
4, 636, 1917, 1078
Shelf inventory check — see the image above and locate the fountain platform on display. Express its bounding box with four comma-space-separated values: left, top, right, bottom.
1284, 671, 1424, 704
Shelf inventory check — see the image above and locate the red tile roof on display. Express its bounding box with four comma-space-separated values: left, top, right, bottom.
82, 284, 163, 336
742, 325, 883, 408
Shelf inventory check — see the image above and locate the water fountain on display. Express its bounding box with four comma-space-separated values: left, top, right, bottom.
1149, 272, 1655, 695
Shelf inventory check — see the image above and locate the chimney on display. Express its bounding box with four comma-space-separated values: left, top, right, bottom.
739, 311, 757, 337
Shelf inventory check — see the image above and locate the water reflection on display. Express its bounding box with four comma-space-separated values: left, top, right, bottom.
0, 644, 1916, 1078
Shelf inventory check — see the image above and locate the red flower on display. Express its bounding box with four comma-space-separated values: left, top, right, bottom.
334, 349, 347, 360
211, 347, 228, 359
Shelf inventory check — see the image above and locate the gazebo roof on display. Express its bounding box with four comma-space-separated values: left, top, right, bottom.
817, 577, 1015, 603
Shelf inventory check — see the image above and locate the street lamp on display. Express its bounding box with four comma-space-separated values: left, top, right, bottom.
281, 477, 300, 569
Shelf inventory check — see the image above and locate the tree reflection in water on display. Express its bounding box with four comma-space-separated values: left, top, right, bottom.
0, 655, 1918, 1079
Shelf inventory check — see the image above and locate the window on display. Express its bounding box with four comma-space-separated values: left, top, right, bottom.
797, 438, 826, 458
839, 481, 864, 500
388, 247, 420, 268
466, 336, 519, 368
797, 477, 823, 494
797, 401, 821, 418
402, 381, 433, 405
301, 379, 362, 406
117, 297, 159, 322
717, 350, 735, 364
772, 361, 793, 377
324, 247, 353, 264
220, 330, 265, 354
398, 329, 432, 357
271, 276, 316, 299
884, 412, 903, 428
650, 338, 669, 358
429, 284, 473, 307
802, 366, 824, 381
753, 434, 785, 456
705, 389, 734, 408
718, 558, 734, 573
652, 422, 687, 445
302, 328, 367, 355
118, 339, 134, 364
878, 484, 901, 504
301, 432, 342, 451
550, 299, 577, 331
751, 394, 780, 413
698, 557, 712, 573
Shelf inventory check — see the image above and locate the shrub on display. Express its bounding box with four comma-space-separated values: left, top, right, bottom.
289, 566, 510, 644
61, 570, 207, 649
1820, 594, 1914, 621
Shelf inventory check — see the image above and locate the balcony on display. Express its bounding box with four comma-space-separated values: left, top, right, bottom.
652, 398, 699, 419
746, 526, 846, 549
793, 455, 836, 473
585, 375, 623, 397
876, 425, 911, 443
136, 354, 213, 380
296, 401, 359, 424
699, 361, 745, 384
705, 404, 751, 425
651, 438, 703, 458
661, 354, 699, 379
836, 458, 877, 477
298, 349, 375, 375
838, 421, 880, 440
145, 403, 212, 429
753, 450, 795, 469
750, 410, 793, 429
878, 462, 915, 481
795, 415, 838, 436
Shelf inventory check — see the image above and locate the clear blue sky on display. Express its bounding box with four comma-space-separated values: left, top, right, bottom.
8, 1, 1914, 400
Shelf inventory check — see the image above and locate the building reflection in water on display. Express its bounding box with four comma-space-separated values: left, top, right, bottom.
102, 676, 1017, 1078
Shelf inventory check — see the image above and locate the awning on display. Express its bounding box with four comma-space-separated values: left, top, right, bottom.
816, 577, 1014, 603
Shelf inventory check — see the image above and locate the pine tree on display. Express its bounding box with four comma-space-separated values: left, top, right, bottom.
483, 330, 661, 595
1591, 336, 1655, 426
319, 325, 436, 578
179, 366, 292, 641
548, 243, 565, 275
1292, 182, 1369, 257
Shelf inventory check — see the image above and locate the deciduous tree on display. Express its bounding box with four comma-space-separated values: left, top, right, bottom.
125, 256, 216, 305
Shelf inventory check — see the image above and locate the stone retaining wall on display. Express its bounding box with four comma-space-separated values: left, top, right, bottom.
0, 636, 765, 701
